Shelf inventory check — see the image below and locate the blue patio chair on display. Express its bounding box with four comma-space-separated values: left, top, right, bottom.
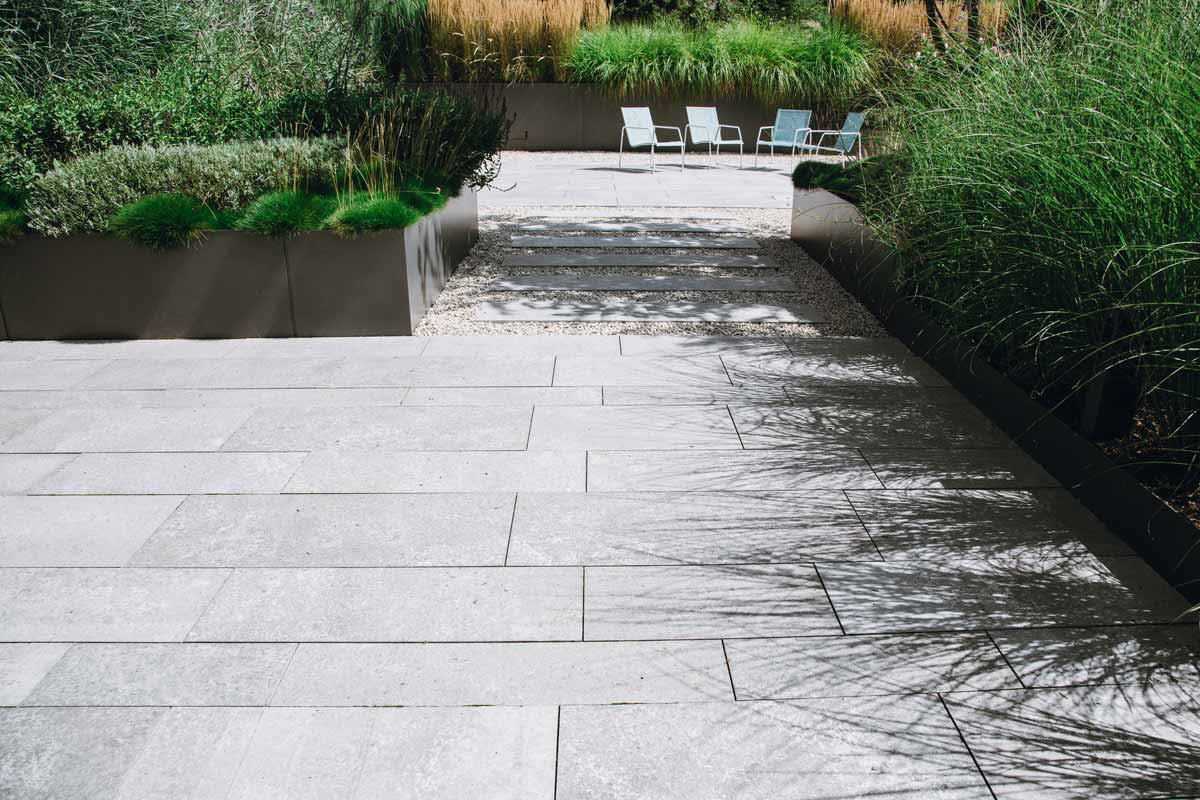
684, 106, 744, 168
755, 109, 812, 166
618, 107, 685, 172
794, 112, 866, 164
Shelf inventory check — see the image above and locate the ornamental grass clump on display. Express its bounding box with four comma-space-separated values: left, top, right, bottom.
832, 0, 1007, 54
863, 0, 1200, 512
108, 194, 219, 250
237, 191, 338, 238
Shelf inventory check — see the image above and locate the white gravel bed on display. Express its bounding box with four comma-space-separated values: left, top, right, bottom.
413, 205, 886, 337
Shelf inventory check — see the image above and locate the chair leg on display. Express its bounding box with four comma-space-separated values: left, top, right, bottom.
618, 133, 624, 169
754, 142, 759, 168
650, 143, 655, 173
738, 142, 743, 169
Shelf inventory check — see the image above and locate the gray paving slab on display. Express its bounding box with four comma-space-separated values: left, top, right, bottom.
784, 384, 970, 405
845, 489, 1134, 560
820, 554, 1189, 634
555, 355, 731, 386
0, 707, 167, 800
78, 357, 344, 390
0, 568, 229, 641
528, 405, 742, 451
284, 451, 585, 493
0, 359, 109, 389
330, 356, 556, 387
944, 683, 1200, 800
0, 338, 239, 360
507, 491, 876, 565
0, 391, 69, 409
783, 336, 914, 358
556, 697, 993, 800
222, 336, 429, 359
32, 452, 307, 495
480, 300, 826, 323
187, 567, 582, 642
517, 222, 752, 233
0, 644, 69, 705
9, 387, 411, 409
511, 234, 759, 249
1, 407, 253, 453
602, 384, 791, 405
619, 334, 791, 357
0, 496, 182, 567
418, 334, 620, 357
726, 633, 1020, 700
583, 565, 841, 640
490, 274, 794, 292
0, 409, 50, 446
404, 386, 602, 405
222, 706, 557, 800
220, 406, 532, 451
587, 450, 882, 491
522, 211, 739, 220
989, 625, 1200, 688
502, 252, 772, 268
861, 447, 1060, 489
725, 353, 947, 386
272, 640, 732, 706
23, 643, 295, 706
0, 454, 75, 494
729, 403, 1009, 449
131, 493, 514, 567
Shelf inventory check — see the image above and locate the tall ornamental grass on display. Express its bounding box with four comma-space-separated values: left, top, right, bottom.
568, 19, 873, 104
865, 0, 1200, 500
831, 0, 1008, 54
427, 0, 611, 82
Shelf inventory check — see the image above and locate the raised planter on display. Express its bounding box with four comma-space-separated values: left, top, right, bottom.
792, 187, 1200, 601
0, 190, 477, 340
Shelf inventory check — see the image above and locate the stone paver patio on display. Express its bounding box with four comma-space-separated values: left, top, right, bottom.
0, 333, 1198, 799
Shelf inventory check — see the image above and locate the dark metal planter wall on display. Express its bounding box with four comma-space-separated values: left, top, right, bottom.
791, 188, 1200, 602
0, 190, 477, 341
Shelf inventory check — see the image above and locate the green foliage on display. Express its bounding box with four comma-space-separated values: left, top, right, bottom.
333, 0, 430, 82
325, 194, 423, 236
568, 19, 874, 104
792, 155, 903, 203
24, 138, 341, 237
237, 191, 338, 237
863, 0, 1200, 483
612, 0, 826, 23
0, 208, 26, 242
108, 194, 217, 250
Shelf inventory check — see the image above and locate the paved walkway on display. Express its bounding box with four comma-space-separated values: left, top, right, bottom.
0, 332, 1197, 798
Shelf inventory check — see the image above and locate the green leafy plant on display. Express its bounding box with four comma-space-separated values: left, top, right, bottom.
792, 154, 903, 203
108, 194, 218, 249
237, 191, 338, 237
325, 195, 423, 236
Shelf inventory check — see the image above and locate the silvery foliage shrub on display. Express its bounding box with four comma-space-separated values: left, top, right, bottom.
25, 137, 341, 237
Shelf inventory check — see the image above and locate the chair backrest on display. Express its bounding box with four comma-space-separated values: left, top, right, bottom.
773, 109, 812, 144
685, 106, 720, 144
621, 107, 655, 147
833, 111, 866, 154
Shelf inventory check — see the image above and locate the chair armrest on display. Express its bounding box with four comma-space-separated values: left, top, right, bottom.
718, 124, 742, 133
792, 127, 812, 145
653, 125, 684, 143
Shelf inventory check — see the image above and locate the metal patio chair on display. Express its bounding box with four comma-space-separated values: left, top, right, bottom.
618, 107, 685, 172
754, 109, 812, 166
794, 112, 866, 164
684, 106, 744, 168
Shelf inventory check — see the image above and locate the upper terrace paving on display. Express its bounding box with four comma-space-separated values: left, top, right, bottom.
0, 332, 1197, 799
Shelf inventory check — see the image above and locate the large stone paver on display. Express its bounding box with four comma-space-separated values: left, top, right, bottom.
517, 222, 751, 233
186, 567, 583, 642
491, 274, 795, 292
557, 697, 993, 799
502, 252, 772, 268
0, 360, 109, 390
729, 403, 1008, 449
861, 447, 1060, 489
511, 234, 759, 249
0, 496, 181, 566
0, 454, 75, 494
555, 355, 731, 386
272, 641, 732, 706
1, 407, 253, 452
586, 450, 882, 491
285, 450, 585, 493
33, 452, 307, 495
528, 405, 742, 450
131, 494, 515, 567
480, 300, 826, 323
0, 644, 70, 705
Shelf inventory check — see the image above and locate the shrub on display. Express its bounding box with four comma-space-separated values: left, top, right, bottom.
325, 195, 423, 236
108, 194, 217, 250
613, 0, 825, 24
792, 154, 903, 204
0, 208, 26, 242
237, 191, 338, 237
864, 0, 1200, 503
832, 0, 1008, 55
568, 19, 874, 104
23, 138, 341, 237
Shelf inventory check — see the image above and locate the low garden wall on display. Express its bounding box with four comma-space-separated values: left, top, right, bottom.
0, 190, 477, 340
433, 83, 800, 152
791, 187, 1200, 602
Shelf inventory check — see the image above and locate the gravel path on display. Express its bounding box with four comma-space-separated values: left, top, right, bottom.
414, 205, 886, 337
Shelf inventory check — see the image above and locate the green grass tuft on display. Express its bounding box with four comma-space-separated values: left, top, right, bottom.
237, 191, 337, 237
0, 208, 27, 242
108, 193, 216, 250
325, 195, 423, 238
792, 155, 903, 203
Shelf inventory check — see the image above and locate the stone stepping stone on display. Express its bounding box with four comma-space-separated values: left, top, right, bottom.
503, 253, 772, 269
523, 211, 739, 221
477, 300, 826, 323
517, 222, 751, 234
489, 274, 795, 292
511, 235, 758, 250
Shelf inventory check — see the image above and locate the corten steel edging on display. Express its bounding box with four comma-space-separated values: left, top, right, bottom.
0, 189, 477, 340
792, 187, 1200, 601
